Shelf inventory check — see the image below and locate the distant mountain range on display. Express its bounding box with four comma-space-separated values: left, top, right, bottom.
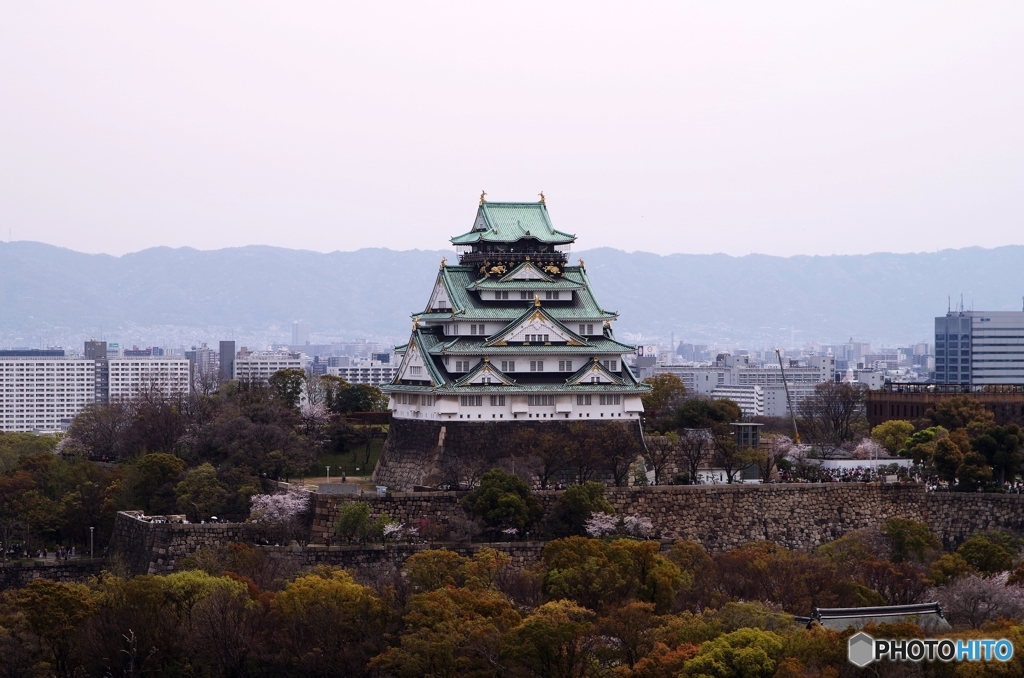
2, 241, 1023, 350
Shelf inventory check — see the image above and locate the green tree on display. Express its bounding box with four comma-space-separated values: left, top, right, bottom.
334, 501, 376, 543
273, 567, 390, 677
546, 482, 614, 538
541, 537, 683, 612
956, 532, 1022, 573
503, 599, 600, 678
0, 472, 36, 561
371, 585, 519, 678
932, 437, 964, 484
871, 420, 915, 455
929, 552, 974, 585
899, 426, 948, 464
462, 469, 543, 533
882, 517, 938, 563
269, 368, 306, 410
971, 424, 1023, 484
111, 452, 186, 514
682, 627, 784, 678
403, 549, 473, 591
175, 462, 229, 520
926, 396, 995, 430
15, 579, 96, 678
641, 374, 686, 423
957, 450, 993, 490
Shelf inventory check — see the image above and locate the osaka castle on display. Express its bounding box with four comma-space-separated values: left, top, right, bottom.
374, 196, 649, 490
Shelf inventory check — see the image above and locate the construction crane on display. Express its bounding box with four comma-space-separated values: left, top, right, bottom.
775, 348, 801, 444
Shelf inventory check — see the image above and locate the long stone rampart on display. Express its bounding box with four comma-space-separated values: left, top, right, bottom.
0, 559, 108, 591
313, 484, 930, 551
105, 485, 1024, 580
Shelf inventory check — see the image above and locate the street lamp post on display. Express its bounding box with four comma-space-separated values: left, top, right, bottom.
90, 527, 94, 559
326, 466, 331, 483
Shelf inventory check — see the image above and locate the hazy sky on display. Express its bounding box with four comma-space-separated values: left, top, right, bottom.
2, 3, 1022, 257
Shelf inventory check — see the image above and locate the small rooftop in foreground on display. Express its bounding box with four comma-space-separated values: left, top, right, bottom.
802, 602, 951, 632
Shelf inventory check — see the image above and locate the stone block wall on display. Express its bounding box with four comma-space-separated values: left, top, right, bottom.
108, 512, 262, 575
313, 483, 929, 552
107, 486, 1024, 582
925, 492, 1024, 548
372, 418, 644, 490
0, 559, 108, 591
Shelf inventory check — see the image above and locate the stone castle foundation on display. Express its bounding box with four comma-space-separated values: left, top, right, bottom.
372, 418, 645, 490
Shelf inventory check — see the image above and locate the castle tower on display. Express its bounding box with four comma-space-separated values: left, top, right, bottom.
374, 198, 649, 489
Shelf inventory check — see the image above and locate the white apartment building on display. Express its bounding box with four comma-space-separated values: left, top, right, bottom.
233, 351, 305, 382
107, 359, 191, 400
654, 355, 835, 418
328, 361, 399, 386
709, 385, 764, 417
0, 358, 96, 432
763, 384, 819, 418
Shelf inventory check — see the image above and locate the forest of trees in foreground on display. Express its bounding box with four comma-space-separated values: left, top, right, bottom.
4, 518, 1024, 678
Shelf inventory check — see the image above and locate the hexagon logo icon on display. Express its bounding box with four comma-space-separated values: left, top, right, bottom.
848, 632, 875, 667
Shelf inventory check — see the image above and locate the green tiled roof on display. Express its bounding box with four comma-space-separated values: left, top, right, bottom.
565, 357, 626, 386
481, 303, 590, 348
498, 261, 554, 282
452, 358, 515, 387
468, 277, 584, 291
450, 202, 575, 246
423, 266, 615, 321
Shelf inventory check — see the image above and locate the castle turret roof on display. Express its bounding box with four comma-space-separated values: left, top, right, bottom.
451, 202, 575, 246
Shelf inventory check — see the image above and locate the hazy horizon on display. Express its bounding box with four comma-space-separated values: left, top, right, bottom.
5, 238, 1022, 261
2, 3, 1022, 258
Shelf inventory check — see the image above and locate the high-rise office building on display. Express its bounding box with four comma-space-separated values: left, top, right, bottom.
292, 322, 311, 346
219, 341, 236, 381
935, 311, 1024, 386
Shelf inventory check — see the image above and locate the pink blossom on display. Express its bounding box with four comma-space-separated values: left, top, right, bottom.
250, 491, 310, 523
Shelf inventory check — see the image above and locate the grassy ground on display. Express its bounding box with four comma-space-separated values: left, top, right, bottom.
304, 437, 384, 480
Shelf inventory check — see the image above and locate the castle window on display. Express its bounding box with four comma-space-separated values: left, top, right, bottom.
599, 394, 621, 405
460, 395, 482, 406
410, 366, 422, 376
601, 359, 618, 371
455, 361, 469, 372
530, 361, 544, 372
558, 360, 573, 372
490, 395, 505, 406
422, 395, 434, 406
495, 291, 508, 300
501, 360, 516, 372
545, 291, 560, 300
528, 395, 555, 406
577, 394, 592, 405
521, 291, 529, 300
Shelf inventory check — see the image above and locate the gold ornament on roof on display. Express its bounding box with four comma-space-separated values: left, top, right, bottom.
489, 264, 507, 275
578, 258, 585, 268
534, 294, 541, 307
538, 191, 546, 204
439, 257, 447, 270
543, 265, 560, 275
479, 190, 487, 205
